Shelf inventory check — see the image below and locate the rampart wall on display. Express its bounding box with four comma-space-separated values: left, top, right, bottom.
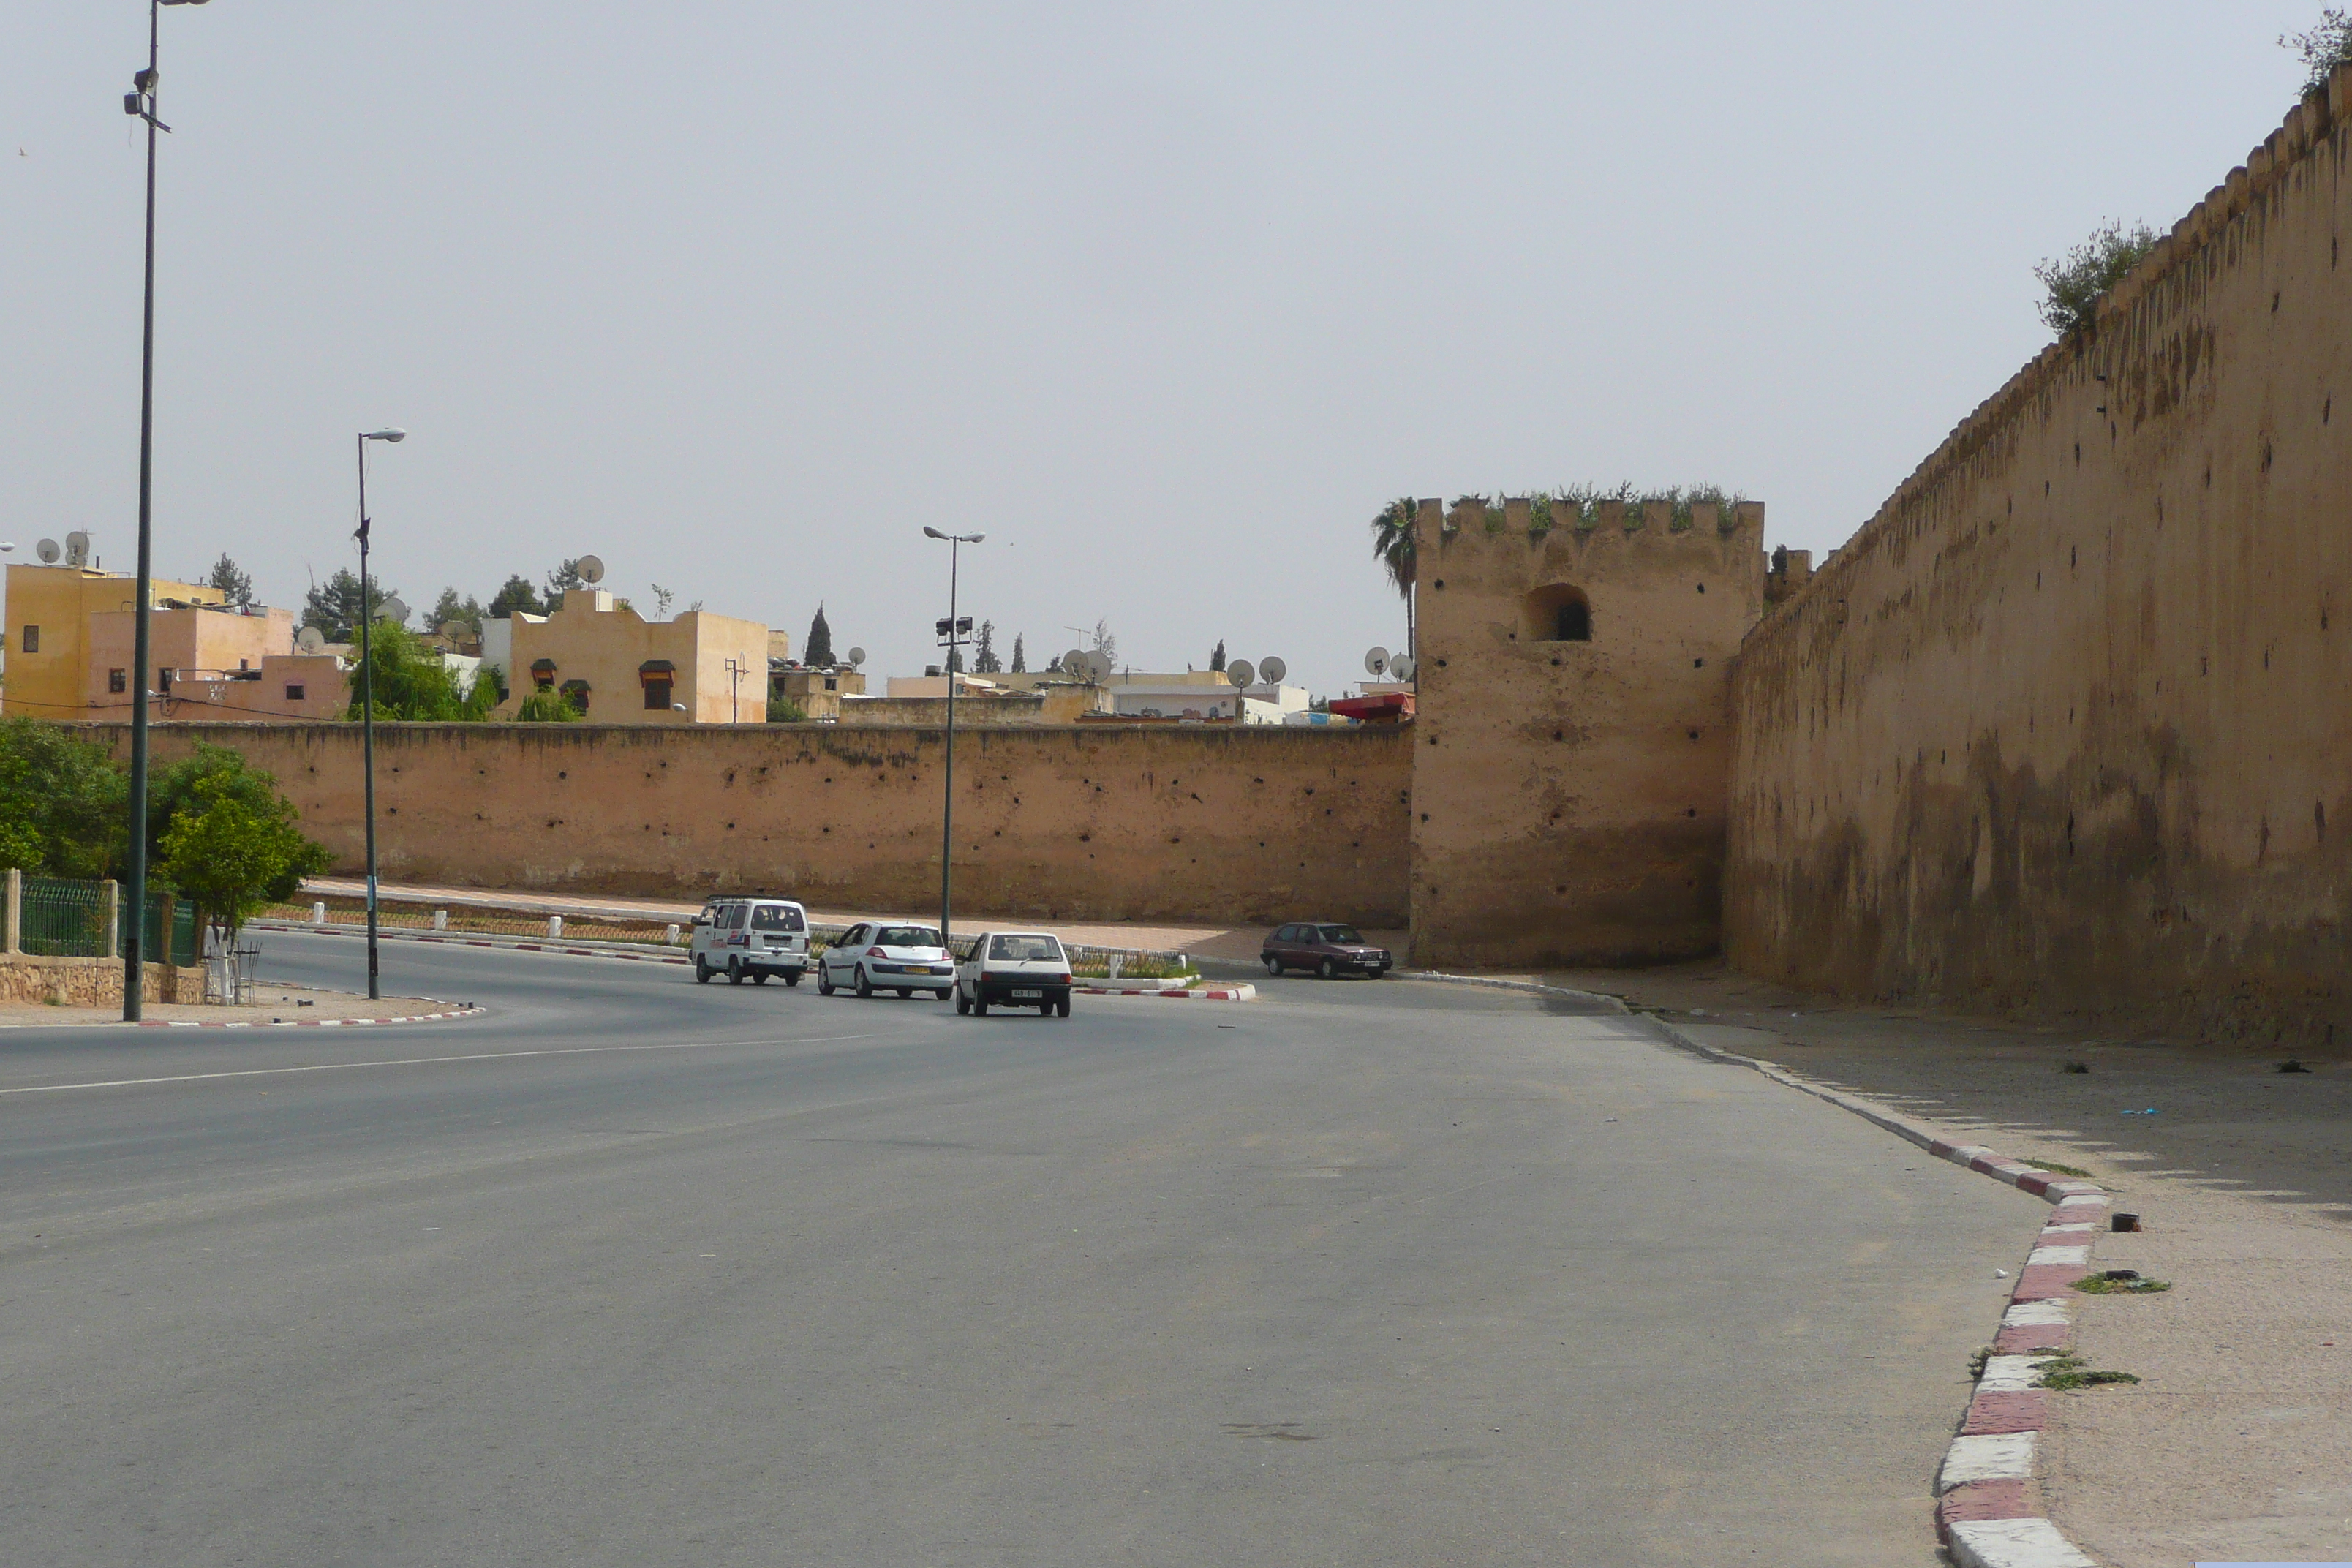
1413, 496, 1765, 968
102, 723, 1412, 927
1727, 73, 2352, 1044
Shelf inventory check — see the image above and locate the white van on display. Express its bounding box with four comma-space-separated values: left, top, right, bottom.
690, 897, 811, 986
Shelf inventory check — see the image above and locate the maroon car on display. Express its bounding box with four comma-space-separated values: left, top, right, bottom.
1262, 922, 1392, 979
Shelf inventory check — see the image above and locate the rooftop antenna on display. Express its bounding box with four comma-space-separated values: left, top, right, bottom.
64, 531, 91, 567
1390, 654, 1417, 680
37, 538, 62, 564
1226, 657, 1255, 690
1259, 655, 1287, 685
845, 647, 867, 668
297, 625, 327, 653
576, 554, 606, 585
1364, 646, 1389, 677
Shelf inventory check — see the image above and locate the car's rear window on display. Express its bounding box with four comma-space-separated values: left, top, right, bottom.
749, 905, 804, 932
877, 926, 942, 948
988, 935, 1064, 962
1317, 924, 1365, 943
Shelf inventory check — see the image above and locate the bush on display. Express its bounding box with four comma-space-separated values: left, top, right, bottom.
767, 696, 807, 723
513, 689, 582, 723
2034, 219, 2159, 337
2283, 9, 2352, 94
157, 774, 332, 943
343, 620, 496, 721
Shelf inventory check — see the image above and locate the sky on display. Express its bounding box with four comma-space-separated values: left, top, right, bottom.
0, 2, 2328, 697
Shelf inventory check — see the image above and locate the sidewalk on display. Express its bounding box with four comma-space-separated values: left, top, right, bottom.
1546, 960, 2352, 1568
300, 878, 1394, 963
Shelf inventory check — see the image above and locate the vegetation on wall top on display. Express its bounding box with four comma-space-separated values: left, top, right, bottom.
2283, 8, 2352, 94
2034, 219, 2160, 338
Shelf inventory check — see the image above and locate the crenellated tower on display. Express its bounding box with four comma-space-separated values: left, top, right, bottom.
1408, 494, 1766, 968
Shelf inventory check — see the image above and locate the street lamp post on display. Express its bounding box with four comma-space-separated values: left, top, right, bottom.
922, 527, 983, 946
355, 428, 405, 1000
118, 0, 211, 1022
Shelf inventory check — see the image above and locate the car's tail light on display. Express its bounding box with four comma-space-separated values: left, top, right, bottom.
1053, 973, 1072, 986
866, 946, 886, 957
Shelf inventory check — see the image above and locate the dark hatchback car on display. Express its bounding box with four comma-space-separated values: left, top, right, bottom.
1262, 922, 1393, 979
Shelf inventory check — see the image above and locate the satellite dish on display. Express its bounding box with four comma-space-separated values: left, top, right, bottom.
37, 538, 61, 564
1226, 658, 1256, 689
576, 554, 605, 585
1086, 650, 1112, 681
845, 647, 867, 668
438, 620, 468, 642
1259, 656, 1287, 685
1364, 646, 1389, 676
1390, 654, 1417, 680
1062, 649, 1088, 679
381, 595, 410, 625
64, 531, 90, 565
297, 625, 326, 653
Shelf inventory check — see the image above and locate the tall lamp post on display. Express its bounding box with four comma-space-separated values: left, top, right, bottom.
355, 428, 405, 1000
922, 527, 983, 945
118, 0, 212, 1022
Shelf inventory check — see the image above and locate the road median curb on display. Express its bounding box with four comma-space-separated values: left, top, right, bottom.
1643, 1014, 2107, 1568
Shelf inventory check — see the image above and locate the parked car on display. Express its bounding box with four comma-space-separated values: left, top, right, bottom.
954, 931, 1074, 1017
817, 920, 954, 999
691, 897, 811, 985
1262, 921, 1392, 978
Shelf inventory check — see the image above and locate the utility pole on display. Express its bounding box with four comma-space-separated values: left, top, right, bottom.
355, 429, 406, 1000
923, 527, 984, 943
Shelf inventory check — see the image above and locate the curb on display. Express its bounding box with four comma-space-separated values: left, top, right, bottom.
1392, 970, 1631, 1013
1644, 1014, 2108, 1568
1076, 983, 1255, 1000
251, 921, 693, 966
135, 1004, 488, 1029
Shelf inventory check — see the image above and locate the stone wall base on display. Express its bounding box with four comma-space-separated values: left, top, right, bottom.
0, 954, 208, 1007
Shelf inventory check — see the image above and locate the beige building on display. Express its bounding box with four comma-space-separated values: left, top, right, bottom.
491, 591, 769, 724
3, 562, 346, 722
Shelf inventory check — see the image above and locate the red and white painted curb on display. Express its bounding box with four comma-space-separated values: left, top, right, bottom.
251, 921, 693, 966
1076, 983, 1255, 1000
135, 1003, 487, 1030
1647, 1017, 2108, 1568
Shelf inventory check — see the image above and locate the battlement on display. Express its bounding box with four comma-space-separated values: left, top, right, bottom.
1414, 495, 1763, 551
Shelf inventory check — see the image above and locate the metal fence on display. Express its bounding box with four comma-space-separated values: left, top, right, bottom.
11, 877, 200, 965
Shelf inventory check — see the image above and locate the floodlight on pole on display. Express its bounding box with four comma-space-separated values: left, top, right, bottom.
355, 426, 407, 1000
924, 528, 987, 944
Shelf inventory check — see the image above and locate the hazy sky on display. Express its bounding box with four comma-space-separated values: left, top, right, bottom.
0, 3, 2323, 695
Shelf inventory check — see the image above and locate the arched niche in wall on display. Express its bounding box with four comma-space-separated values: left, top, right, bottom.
1523, 584, 1592, 644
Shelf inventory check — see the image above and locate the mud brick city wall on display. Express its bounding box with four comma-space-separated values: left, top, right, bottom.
1411, 496, 1766, 969
1727, 79, 2352, 1045
102, 723, 1413, 928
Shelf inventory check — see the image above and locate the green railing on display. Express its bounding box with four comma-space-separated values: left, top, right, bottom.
10, 878, 200, 965
19, 876, 112, 958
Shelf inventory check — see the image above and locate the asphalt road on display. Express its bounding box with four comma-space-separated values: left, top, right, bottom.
0, 932, 2040, 1567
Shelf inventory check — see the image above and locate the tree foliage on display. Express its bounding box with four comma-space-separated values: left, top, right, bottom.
1010, 633, 1027, 674
0, 717, 127, 878
344, 621, 495, 721
2284, 8, 2352, 93
767, 696, 807, 723
972, 620, 1002, 674
488, 574, 546, 619
804, 605, 835, 667
428, 587, 486, 641
157, 772, 331, 941
513, 689, 582, 723
302, 569, 402, 642
543, 559, 589, 602
1210, 639, 1226, 673
1088, 618, 1117, 670
207, 553, 255, 609
1368, 497, 1417, 600
2033, 219, 2159, 337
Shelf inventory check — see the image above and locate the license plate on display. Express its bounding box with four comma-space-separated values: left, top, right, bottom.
1011, 988, 1043, 999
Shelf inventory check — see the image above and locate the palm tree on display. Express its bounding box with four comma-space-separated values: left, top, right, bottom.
1368, 496, 1418, 656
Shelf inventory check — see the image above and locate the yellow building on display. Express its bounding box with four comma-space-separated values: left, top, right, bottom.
492, 590, 770, 724
3, 562, 222, 720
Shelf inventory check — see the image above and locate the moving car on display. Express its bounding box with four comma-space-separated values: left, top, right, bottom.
955, 930, 1074, 1017
817, 920, 954, 999
690, 897, 810, 985
1261, 921, 1392, 978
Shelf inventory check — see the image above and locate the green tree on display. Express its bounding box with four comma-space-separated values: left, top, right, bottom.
344, 621, 495, 721
2284, 9, 2352, 93
488, 574, 546, 619
1210, 638, 1226, 673
0, 717, 128, 878
1010, 633, 1027, 674
146, 742, 305, 882
302, 569, 402, 642
207, 553, 255, 609
2034, 220, 2159, 337
1368, 496, 1418, 655
1089, 618, 1117, 670
972, 620, 1001, 673
157, 773, 331, 946
543, 559, 589, 602
767, 696, 807, 723
804, 604, 835, 666
513, 689, 582, 722
428, 587, 486, 643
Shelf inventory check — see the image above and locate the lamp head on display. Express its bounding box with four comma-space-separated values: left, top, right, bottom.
921, 527, 947, 540
362, 428, 406, 443
161, 1, 213, 7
